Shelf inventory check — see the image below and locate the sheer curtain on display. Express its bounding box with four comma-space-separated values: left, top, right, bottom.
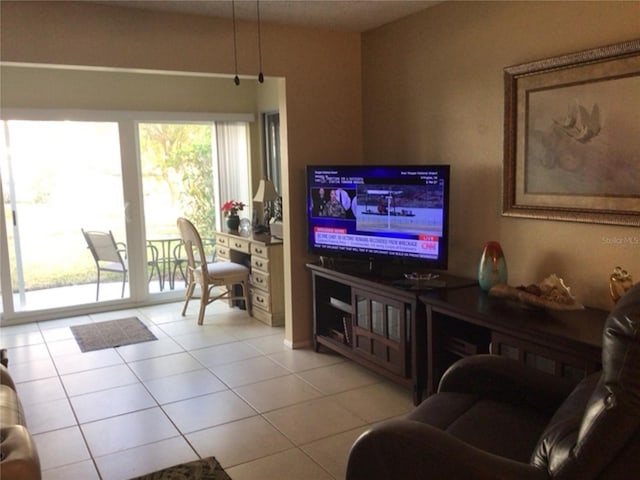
213, 122, 251, 230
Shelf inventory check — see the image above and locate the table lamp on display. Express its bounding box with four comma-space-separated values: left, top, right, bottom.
253, 178, 279, 234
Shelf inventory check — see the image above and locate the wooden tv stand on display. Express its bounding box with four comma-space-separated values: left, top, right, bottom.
307, 262, 607, 404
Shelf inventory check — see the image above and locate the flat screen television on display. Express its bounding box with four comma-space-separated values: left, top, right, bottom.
306, 164, 450, 273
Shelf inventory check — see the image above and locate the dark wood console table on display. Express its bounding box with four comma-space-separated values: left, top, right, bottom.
420, 286, 606, 396
307, 262, 608, 405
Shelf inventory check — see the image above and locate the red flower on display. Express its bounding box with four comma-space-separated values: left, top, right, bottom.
221, 200, 245, 216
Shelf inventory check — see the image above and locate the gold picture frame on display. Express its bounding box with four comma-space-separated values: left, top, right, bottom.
503, 39, 640, 226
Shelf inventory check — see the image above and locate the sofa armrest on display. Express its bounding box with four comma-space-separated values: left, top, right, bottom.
346, 419, 547, 480
438, 354, 578, 415
1, 426, 42, 480
1, 364, 17, 390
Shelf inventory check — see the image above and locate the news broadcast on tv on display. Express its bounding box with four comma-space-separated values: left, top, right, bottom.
306, 165, 450, 267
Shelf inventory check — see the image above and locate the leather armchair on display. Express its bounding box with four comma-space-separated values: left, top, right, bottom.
347, 283, 640, 480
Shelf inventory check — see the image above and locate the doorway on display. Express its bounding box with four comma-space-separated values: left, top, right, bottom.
1, 113, 252, 323
1, 119, 129, 312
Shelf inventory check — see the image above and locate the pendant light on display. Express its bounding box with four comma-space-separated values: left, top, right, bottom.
256, 0, 264, 83
232, 0, 240, 85
231, 0, 265, 85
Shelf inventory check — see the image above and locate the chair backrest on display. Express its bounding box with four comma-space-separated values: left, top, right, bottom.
176, 217, 208, 276
82, 229, 125, 265
531, 282, 640, 478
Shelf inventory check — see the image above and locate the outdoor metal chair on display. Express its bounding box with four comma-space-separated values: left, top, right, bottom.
176, 217, 251, 325
171, 241, 189, 290
81, 229, 162, 300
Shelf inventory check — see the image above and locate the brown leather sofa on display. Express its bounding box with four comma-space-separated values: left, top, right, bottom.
0, 353, 42, 480
347, 282, 640, 479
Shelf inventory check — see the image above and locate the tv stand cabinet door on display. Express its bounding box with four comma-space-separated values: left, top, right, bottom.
352, 288, 409, 377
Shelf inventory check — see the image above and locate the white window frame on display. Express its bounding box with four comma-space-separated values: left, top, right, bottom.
0, 108, 253, 324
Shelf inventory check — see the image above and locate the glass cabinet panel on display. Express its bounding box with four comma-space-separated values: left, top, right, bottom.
525, 353, 556, 375
500, 344, 519, 360
387, 305, 400, 341
350, 287, 409, 378
372, 300, 384, 335
356, 296, 369, 329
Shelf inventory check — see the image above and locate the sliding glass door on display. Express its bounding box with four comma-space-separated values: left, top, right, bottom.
1, 120, 129, 312
139, 122, 216, 293
1, 111, 252, 323
138, 121, 251, 294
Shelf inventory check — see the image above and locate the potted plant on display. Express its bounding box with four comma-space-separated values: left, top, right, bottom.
221, 200, 245, 231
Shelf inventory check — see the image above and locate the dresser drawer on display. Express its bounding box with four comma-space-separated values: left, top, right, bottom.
229, 237, 250, 253
252, 290, 272, 312
251, 243, 270, 259
216, 246, 230, 261
251, 255, 270, 273
251, 270, 271, 292
216, 235, 229, 247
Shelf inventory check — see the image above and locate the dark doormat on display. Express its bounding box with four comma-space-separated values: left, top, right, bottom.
71, 317, 157, 353
129, 456, 231, 480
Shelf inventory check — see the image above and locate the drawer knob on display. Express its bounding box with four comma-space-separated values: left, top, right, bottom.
256, 261, 263, 268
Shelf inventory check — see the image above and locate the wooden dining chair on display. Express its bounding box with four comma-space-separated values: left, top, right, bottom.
176, 217, 251, 325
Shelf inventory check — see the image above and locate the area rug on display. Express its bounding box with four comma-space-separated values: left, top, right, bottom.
129, 457, 231, 480
71, 317, 157, 353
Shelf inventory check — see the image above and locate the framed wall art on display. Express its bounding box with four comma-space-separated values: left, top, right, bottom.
502, 39, 640, 226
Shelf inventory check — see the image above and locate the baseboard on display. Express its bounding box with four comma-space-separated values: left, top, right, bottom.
283, 338, 312, 350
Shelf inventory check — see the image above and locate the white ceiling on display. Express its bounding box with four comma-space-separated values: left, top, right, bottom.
85, 0, 442, 32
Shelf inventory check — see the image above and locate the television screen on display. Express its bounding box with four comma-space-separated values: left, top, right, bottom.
306, 164, 450, 270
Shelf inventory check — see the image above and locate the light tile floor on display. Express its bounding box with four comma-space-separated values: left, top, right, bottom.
2, 300, 415, 480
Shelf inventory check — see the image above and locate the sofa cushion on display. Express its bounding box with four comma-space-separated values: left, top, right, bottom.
409, 392, 550, 462
408, 392, 479, 429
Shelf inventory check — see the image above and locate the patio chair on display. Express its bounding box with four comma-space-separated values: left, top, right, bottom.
171, 241, 188, 290
176, 217, 251, 325
81, 229, 162, 300
82, 229, 127, 301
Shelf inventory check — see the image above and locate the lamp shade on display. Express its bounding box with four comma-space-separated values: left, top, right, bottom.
253, 179, 278, 203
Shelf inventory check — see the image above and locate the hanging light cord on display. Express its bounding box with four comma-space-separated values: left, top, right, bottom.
257, 0, 264, 83
232, 0, 240, 85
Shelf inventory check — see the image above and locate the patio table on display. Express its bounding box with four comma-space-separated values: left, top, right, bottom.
147, 237, 183, 290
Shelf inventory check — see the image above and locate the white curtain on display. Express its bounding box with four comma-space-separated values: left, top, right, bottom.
213, 122, 251, 230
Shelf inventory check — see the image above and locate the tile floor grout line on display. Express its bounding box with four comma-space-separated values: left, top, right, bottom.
35, 316, 106, 480
8, 301, 411, 480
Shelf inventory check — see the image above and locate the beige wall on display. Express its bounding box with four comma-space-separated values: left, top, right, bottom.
362, 1, 639, 310
2, 0, 637, 338
0, 66, 259, 111
0, 1, 363, 345
0, 64, 268, 216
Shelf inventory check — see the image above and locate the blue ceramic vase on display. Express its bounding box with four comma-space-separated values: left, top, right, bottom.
478, 241, 508, 291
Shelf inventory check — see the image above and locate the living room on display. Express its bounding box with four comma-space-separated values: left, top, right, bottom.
1, 0, 638, 341
1, 1, 638, 479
